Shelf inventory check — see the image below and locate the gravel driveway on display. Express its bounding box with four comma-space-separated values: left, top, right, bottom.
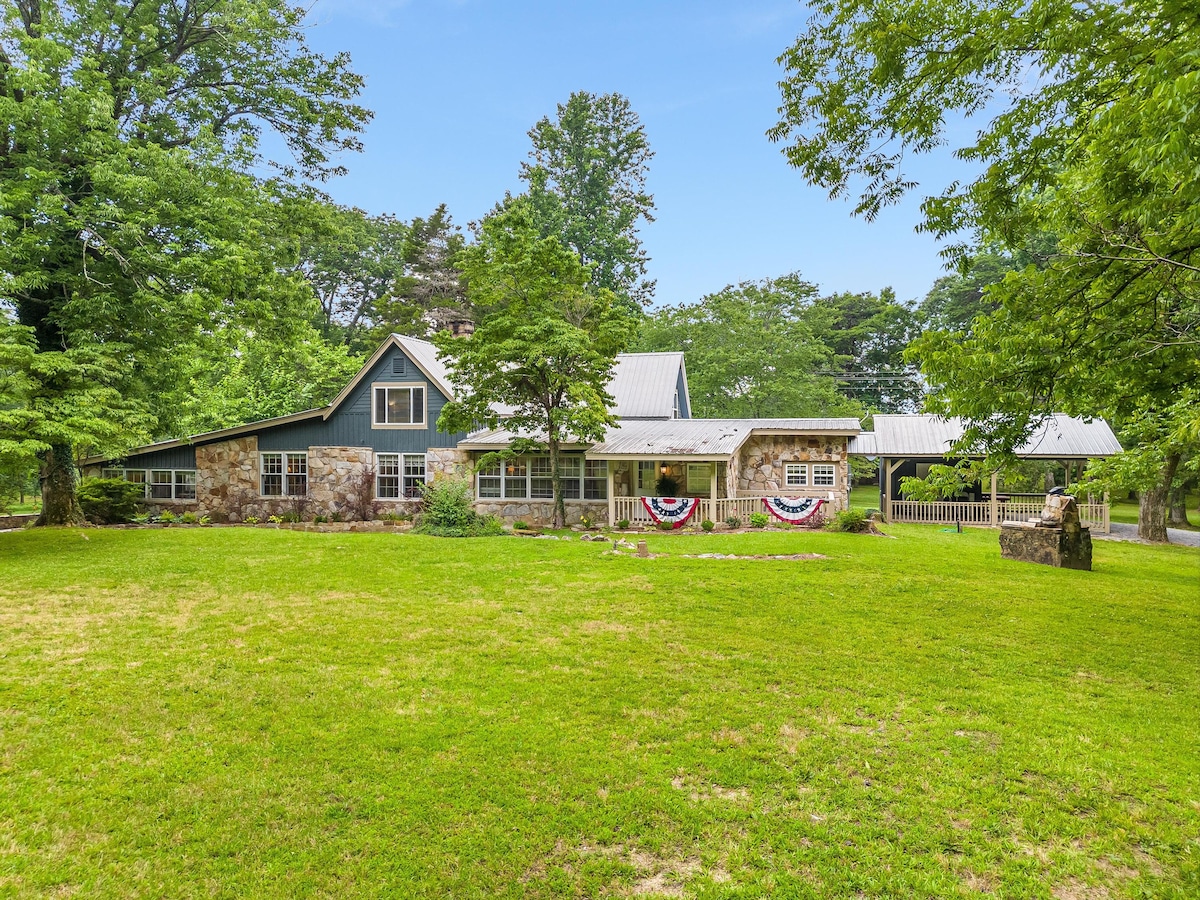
1100, 522, 1200, 548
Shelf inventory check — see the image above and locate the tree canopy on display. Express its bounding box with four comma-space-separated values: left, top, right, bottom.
772, 0, 1200, 540
519, 91, 656, 314
0, 0, 369, 523
436, 200, 634, 528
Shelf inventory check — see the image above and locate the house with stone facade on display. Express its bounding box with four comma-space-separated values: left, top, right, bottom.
83, 332, 863, 526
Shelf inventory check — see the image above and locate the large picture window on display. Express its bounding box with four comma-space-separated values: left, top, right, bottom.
812, 464, 835, 487
475, 455, 603, 500
261, 452, 307, 496
373, 385, 425, 426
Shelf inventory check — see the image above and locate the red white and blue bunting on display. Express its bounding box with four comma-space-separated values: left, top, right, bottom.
762, 497, 824, 525
641, 497, 700, 528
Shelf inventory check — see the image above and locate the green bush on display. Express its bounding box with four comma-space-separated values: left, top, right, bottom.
829, 508, 872, 533
725, 516, 741, 529
244, 515, 261, 525
659, 521, 674, 531
701, 519, 715, 532
616, 518, 630, 530
76, 477, 145, 524
179, 512, 199, 525
159, 510, 178, 524
512, 520, 529, 531
414, 479, 503, 537
748, 511, 769, 528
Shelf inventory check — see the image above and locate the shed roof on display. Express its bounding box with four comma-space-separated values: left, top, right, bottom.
850, 414, 1122, 459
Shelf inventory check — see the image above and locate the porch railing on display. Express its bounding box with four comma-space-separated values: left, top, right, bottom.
887, 499, 1110, 533
610, 493, 839, 529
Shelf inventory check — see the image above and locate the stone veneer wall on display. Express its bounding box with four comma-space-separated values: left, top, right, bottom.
474, 499, 610, 526
736, 435, 850, 511
196, 436, 260, 520
426, 447, 471, 481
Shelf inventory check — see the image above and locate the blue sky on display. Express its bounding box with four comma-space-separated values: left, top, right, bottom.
307, 0, 979, 307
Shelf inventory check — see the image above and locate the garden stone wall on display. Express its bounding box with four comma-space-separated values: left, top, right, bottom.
736, 435, 850, 511
474, 500, 609, 527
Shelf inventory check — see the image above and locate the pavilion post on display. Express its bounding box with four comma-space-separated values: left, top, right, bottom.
607, 465, 615, 527
710, 461, 718, 524
990, 471, 999, 527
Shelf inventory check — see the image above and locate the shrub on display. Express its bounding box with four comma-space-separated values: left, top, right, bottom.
244, 515, 261, 525
659, 521, 674, 531
829, 508, 872, 533
281, 511, 301, 524
725, 516, 741, 529
748, 511, 769, 528
616, 518, 630, 530
314, 514, 328, 524
414, 478, 502, 537
267, 515, 283, 525
76, 477, 145, 524
512, 520, 530, 531
655, 474, 679, 495
159, 510, 178, 524
331, 511, 344, 523
198, 515, 212, 525
132, 513, 151, 525
179, 512, 199, 525
701, 519, 715, 532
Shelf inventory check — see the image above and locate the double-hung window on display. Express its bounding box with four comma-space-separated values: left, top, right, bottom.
812, 464, 835, 487
376, 454, 401, 499
638, 460, 656, 493
785, 464, 808, 487
477, 462, 502, 498
373, 385, 425, 427
261, 452, 307, 496
148, 469, 195, 500
558, 456, 581, 499
530, 457, 554, 498
504, 458, 528, 498
102, 469, 149, 497
584, 460, 608, 499
403, 454, 426, 497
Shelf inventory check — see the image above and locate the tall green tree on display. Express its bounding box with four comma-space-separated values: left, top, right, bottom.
436, 200, 634, 528
0, 0, 369, 524
805, 289, 923, 413
770, 0, 1200, 541
637, 274, 864, 419
519, 91, 656, 314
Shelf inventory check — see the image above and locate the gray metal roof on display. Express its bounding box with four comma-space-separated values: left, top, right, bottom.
591, 418, 861, 458
850, 414, 1123, 458
607, 352, 686, 418
461, 417, 861, 458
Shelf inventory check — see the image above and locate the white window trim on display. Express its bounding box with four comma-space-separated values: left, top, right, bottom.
260, 451, 308, 497
403, 453, 427, 499
148, 469, 197, 502
372, 382, 427, 429
785, 463, 808, 487
812, 463, 836, 487
686, 463, 712, 493
474, 454, 604, 501
375, 452, 401, 500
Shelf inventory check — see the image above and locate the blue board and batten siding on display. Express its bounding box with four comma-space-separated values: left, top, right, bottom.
117, 344, 466, 470
675, 368, 691, 419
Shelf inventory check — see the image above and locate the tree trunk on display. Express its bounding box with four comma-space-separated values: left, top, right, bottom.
1168, 481, 1191, 527
549, 437, 565, 529
37, 443, 85, 526
1137, 453, 1180, 543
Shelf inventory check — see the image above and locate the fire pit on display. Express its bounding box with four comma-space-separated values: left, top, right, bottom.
998, 488, 1092, 570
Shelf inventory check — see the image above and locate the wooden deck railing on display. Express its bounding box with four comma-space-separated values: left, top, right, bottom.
610, 493, 840, 528
887, 499, 1110, 533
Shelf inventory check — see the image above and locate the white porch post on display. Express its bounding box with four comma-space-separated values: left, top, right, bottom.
884, 459, 904, 522
607, 463, 616, 527
709, 461, 718, 523
990, 471, 999, 527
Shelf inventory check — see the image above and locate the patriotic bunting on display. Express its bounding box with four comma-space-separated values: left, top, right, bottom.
641, 497, 700, 528
762, 497, 824, 525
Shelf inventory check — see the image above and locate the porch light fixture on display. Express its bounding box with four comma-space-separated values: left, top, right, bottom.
660, 463, 669, 475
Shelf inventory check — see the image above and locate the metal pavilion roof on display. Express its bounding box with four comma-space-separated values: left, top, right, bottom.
849, 414, 1123, 459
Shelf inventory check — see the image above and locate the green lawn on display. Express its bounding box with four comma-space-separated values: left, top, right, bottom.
1, 526, 1196, 898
